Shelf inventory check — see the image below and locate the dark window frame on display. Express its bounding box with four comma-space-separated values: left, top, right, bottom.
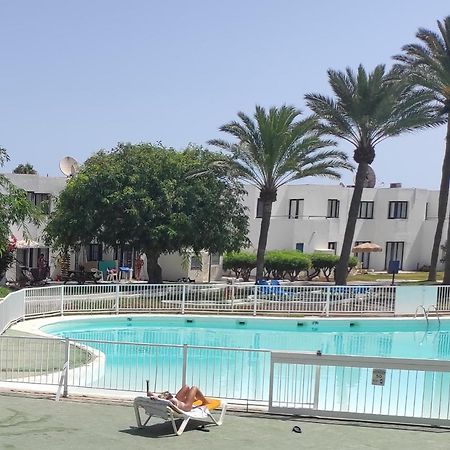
87, 243, 103, 262
388, 201, 408, 219
385, 241, 405, 270
358, 201, 374, 219
327, 199, 340, 218
288, 199, 304, 219
190, 256, 202, 270
328, 242, 337, 255
295, 243, 304, 252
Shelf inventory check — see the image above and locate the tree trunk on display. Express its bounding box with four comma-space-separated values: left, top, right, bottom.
256, 198, 274, 281
442, 119, 450, 284
145, 250, 162, 284
431, 119, 450, 282
335, 162, 368, 285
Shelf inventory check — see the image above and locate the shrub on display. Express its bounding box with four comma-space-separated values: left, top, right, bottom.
264, 250, 311, 281
308, 253, 339, 281
223, 252, 256, 281
307, 253, 359, 281
347, 256, 358, 272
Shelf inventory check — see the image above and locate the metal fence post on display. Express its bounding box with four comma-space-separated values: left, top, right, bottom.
181, 285, 186, 315
60, 285, 64, 316
325, 287, 330, 317
56, 338, 70, 401
115, 284, 120, 314
182, 344, 188, 386
63, 338, 70, 397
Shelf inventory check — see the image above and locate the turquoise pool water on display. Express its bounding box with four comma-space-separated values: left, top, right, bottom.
42, 316, 450, 360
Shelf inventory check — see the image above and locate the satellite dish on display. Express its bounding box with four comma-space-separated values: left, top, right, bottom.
363, 165, 376, 188
59, 156, 80, 177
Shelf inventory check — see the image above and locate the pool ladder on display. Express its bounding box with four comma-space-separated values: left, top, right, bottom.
414, 305, 441, 329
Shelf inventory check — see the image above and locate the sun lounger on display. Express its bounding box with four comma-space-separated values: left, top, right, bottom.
133, 396, 227, 436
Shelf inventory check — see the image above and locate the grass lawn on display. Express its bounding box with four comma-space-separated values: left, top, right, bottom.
348, 271, 443, 284
0, 286, 11, 298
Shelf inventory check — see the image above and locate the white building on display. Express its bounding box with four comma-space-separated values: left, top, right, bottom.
243, 183, 443, 272
2, 173, 445, 281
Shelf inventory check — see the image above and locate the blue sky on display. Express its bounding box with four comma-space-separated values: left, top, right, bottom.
0, 1, 448, 188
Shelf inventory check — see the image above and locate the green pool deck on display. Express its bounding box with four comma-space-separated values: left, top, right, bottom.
0, 393, 449, 450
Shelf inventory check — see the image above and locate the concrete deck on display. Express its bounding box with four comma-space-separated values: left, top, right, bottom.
0, 392, 449, 450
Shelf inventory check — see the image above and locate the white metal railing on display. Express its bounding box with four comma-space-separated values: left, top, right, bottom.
20, 283, 398, 317
268, 351, 450, 426
0, 335, 271, 404
0, 290, 25, 334
3, 334, 450, 425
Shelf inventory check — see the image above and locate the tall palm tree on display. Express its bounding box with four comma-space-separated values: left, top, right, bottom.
394, 16, 450, 282
306, 65, 441, 285
208, 105, 352, 280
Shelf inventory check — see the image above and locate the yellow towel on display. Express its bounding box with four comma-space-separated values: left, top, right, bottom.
193, 397, 221, 410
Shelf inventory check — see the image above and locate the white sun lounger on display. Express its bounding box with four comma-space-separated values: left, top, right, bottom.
133, 396, 227, 436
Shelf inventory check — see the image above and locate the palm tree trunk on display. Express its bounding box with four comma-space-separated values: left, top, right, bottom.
442, 119, 450, 284
429, 119, 450, 282
145, 250, 162, 284
335, 162, 368, 285
256, 198, 274, 280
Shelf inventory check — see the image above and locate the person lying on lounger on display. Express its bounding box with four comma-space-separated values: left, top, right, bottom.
147, 385, 209, 412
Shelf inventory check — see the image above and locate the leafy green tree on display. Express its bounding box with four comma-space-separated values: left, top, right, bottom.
306, 65, 441, 285
0, 149, 41, 279
45, 143, 249, 283
13, 163, 37, 174
394, 17, 450, 283
209, 105, 351, 281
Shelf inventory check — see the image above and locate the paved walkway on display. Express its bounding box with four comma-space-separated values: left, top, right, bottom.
0, 392, 449, 450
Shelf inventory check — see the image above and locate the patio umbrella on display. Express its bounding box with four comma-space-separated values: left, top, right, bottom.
352, 242, 383, 253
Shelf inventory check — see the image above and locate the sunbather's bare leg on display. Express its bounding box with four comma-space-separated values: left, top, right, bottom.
175, 385, 190, 401
186, 386, 209, 407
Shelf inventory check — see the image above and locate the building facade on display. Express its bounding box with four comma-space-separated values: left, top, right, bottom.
3, 173, 445, 281
243, 183, 444, 272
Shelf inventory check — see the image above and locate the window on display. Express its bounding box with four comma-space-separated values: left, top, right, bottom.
327, 199, 340, 218
87, 244, 103, 262
27, 191, 51, 214
425, 202, 429, 220
288, 199, 303, 219
385, 242, 404, 270
354, 240, 370, 269
388, 201, 408, 219
210, 253, 220, 265
358, 201, 374, 219
190, 256, 202, 270
295, 243, 304, 252
256, 198, 263, 218
328, 242, 337, 255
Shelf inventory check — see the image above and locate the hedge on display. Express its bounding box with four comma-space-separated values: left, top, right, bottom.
223, 252, 256, 281
264, 250, 311, 281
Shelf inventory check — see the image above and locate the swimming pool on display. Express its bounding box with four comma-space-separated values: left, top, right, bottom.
42, 315, 449, 360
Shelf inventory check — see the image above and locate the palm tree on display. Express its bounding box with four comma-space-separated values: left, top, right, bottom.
13, 163, 37, 174
208, 105, 352, 280
394, 16, 450, 282
306, 65, 441, 285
